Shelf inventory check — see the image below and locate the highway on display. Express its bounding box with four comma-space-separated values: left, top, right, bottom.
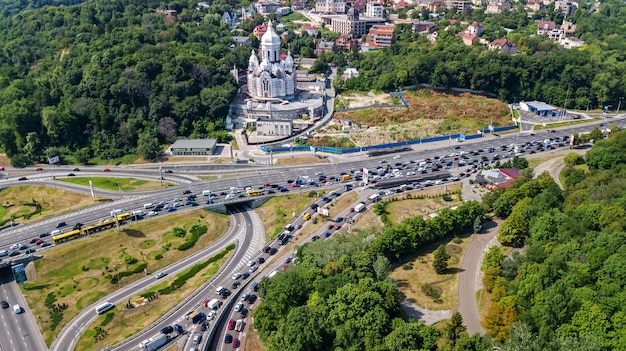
0, 116, 621, 350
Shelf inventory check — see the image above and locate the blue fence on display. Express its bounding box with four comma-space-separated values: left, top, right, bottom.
259, 125, 518, 154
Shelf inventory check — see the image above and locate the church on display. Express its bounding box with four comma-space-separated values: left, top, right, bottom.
247, 21, 297, 100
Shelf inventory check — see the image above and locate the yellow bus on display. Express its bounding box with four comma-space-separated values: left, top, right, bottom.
52, 229, 82, 245
116, 212, 131, 221
247, 189, 263, 197
83, 219, 116, 235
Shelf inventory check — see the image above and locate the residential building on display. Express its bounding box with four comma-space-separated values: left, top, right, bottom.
461, 32, 478, 45
335, 34, 359, 50
232, 36, 253, 47
446, 0, 472, 14
393, 0, 409, 9
366, 24, 396, 49
342, 68, 359, 79
315, 41, 338, 55
253, 23, 268, 38
488, 39, 518, 54
547, 28, 565, 41
330, 7, 368, 36
256, 119, 292, 136
525, 0, 544, 11
196, 2, 211, 9
416, 0, 447, 12
316, 0, 347, 13
276, 6, 292, 17
366, 1, 384, 17
537, 20, 556, 35
156, 9, 178, 25
242, 5, 256, 20
559, 37, 584, 49
222, 11, 239, 27
170, 139, 217, 156
554, 0, 577, 17
561, 20, 576, 34
485, 0, 511, 14
291, 0, 306, 9
412, 21, 438, 34
466, 21, 484, 36
301, 25, 318, 37
351, 0, 367, 11
256, 1, 281, 15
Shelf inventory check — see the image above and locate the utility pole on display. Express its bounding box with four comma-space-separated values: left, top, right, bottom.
617, 97, 624, 114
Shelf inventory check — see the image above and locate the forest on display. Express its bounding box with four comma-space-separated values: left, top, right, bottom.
0, 0, 247, 166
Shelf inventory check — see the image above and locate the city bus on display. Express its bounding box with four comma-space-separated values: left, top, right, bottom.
116, 212, 131, 221
247, 189, 263, 197
52, 229, 82, 245
95, 302, 115, 315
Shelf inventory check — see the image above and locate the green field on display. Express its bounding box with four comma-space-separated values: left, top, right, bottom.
59, 177, 169, 191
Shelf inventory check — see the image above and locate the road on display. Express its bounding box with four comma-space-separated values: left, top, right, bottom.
0, 116, 622, 350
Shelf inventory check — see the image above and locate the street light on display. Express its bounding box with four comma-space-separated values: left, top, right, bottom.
617, 97, 624, 114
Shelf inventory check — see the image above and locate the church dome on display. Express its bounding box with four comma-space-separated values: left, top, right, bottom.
261, 21, 281, 48
284, 50, 294, 68
248, 50, 259, 69
260, 56, 271, 71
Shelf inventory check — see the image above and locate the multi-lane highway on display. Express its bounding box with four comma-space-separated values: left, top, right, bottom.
0, 117, 621, 351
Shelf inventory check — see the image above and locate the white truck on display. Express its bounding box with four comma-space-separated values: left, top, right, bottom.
207, 298, 222, 309
139, 334, 170, 351
354, 202, 366, 213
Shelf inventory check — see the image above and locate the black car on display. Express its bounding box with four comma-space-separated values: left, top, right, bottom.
183, 189, 192, 195
279, 187, 288, 192
0, 301, 9, 309
231, 281, 241, 289
262, 246, 271, 253
200, 321, 209, 331
9, 251, 19, 257
257, 257, 265, 264
164, 170, 173, 173
73, 223, 83, 230
224, 334, 233, 344
72, 168, 80, 171
67, 173, 75, 177
25, 248, 36, 254
160, 326, 174, 334
241, 272, 250, 279
269, 247, 278, 255
56, 221, 66, 228
41, 242, 51, 247
39, 232, 50, 238
246, 294, 258, 304
18, 177, 27, 181
240, 308, 248, 318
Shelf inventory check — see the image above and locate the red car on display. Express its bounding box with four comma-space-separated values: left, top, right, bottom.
0, 167, 5, 171
233, 339, 240, 348
349, 208, 355, 212
227, 319, 236, 330
328, 224, 334, 229
335, 225, 342, 230
30, 238, 38, 244
35, 167, 43, 171
103, 168, 111, 172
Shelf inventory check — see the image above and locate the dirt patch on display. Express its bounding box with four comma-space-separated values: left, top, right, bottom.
313, 90, 510, 147
446, 245, 462, 255
275, 155, 330, 166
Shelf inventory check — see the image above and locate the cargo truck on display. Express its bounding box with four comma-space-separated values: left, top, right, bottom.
354, 202, 366, 213
139, 334, 170, 351
207, 299, 222, 309
187, 311, 206, 324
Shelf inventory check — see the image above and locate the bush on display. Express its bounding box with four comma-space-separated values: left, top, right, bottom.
402, 262, 414, 270
110, 263, 147, 284
100, 312, 114, 326
421, 284, 441, 300
172, 227, 186, 237
121, 253, 137, 265
177, 225, 207, 251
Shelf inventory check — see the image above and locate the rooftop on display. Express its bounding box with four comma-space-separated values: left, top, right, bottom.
170, 139, 217, 149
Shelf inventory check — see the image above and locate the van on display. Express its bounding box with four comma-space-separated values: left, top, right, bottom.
110, 209, 123, 217
202, 190, 213, 196
143, 203, 154, 209
50, 229, 62, 236
13, 304, 22, 314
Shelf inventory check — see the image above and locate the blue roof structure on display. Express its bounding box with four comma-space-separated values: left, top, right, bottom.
524, 101, 557, 112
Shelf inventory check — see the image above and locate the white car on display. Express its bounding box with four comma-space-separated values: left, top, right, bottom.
393, 155, 401, 159
207, 311, 216, 320
249, 265, 258, 273
247, 260, 256, 267
148, 211, 158, 216
155, 272, 168, 279
10, 244, 20, 250
232, 272, 242, 280
234, 302, 244, 312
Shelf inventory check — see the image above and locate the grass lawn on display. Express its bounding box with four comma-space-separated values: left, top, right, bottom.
0, 185, 108, 226
385, 185, 462, 224
256, 191, 329, 242
59, 177, 169, 191
76, 248, 232, 350
390, 234, 473, 311
22, 209, 229, 346
532, 118, 601, 130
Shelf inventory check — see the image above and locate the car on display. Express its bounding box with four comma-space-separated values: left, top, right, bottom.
73, 168, 80, 171
227, 319, 236, 330
335, 225, 342, 230
328, 224, 334, 229
262, 246, 271, 253
183, 189, 192, 195
249, 265, 258, 273
0, 167, 4, 171
155, 271, 167, 279
224, 334, 233, 344
0, 301, 8, 309
284, 256, 292, 263
18, 177, 27, 181
233, 339, 240, 348
19, 244, 28, 250
103, 168, 111, 172
257, 257, 265, 264
349, 207, 355, 212
39, 232, 50, 238
241, 272, 250, 279
207, 311, 216, 320
164, 169, 173, 174
231, 281, 241, 289
56, 221, 66, 228
247, 260, 256, 267
35, 167, 43, 171
9, 251, 19, 257
241, 293, 250, 301
193, 334, 202, 344
167, 207, 177, 212
311, 235, 319, 242
73, 222, 83, 230
240, 308, 249, 318
148, 211, 158, 216
235, 302, 244, 312
160, 326, 174, 334
246, 294, 258, 304
232, 272, 242, 280
335, 217, 343, 223
41, 242, 51, 247
325, 232, 332, 238
200, 321, 209, 331
30, 238, 39, 244
35, 239, 44, 245
67, 173, 75, 177
269, 247, 278, 255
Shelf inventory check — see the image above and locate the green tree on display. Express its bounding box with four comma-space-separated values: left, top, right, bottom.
433, 244, 450, 274
136, 131, 160, 161
444, 312, 467, 347
563, 152, 584, 166
482, 246, 504, 271
589, 127, 604, 142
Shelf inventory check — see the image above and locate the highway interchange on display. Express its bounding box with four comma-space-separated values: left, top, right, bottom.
0, 117, 621, 351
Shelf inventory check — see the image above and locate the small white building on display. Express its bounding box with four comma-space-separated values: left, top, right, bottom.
170, 139, 217, 156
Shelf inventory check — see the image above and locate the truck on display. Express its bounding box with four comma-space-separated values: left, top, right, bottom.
188, 310, 206, 324
207, 299, 222, 309
202, 190, 213, 196
139, 334, 170, 351
342, 174, 352, 181
354, 202, 366, 213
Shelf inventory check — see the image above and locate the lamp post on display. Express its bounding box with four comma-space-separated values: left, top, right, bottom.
617, 97, 624, 114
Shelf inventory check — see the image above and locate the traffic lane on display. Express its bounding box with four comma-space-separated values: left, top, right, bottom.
51, 210, 246, 351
